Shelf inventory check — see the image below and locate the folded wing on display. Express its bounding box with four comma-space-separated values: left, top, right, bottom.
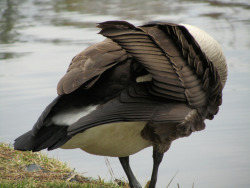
67, 84, 192, 136
98, 21, 223, 120
57, 38, 130, 95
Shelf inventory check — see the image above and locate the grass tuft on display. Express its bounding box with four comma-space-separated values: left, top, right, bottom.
0, 143, 127, 188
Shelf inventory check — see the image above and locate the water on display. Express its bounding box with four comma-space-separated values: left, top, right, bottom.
1, 0, 250, 187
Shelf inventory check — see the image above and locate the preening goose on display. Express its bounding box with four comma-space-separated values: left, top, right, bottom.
14, 21, 228, 188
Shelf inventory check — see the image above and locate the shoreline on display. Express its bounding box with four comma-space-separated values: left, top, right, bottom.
0, 143, 127, 188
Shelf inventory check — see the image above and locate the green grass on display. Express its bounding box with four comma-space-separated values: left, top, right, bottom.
0, 143, 127, 188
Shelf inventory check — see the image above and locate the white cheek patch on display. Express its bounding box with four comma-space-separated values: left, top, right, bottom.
51, 105, 98, 126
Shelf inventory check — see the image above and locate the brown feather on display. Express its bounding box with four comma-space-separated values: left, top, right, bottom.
57, 39, 129, 95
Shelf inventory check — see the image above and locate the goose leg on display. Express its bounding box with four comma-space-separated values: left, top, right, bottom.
119, 156, 142, 188
148, 150, 164, 188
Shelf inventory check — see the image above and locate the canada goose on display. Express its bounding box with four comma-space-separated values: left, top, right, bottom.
14, 21, 228, 188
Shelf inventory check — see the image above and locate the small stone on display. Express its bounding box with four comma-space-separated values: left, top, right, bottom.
25, 164, 43, 172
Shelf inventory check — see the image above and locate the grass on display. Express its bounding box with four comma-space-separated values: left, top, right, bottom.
0, 143, 127, 188
0, 142, 194, 188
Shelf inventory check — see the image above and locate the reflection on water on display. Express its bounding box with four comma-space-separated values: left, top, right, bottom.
1, 0, 250, 187
0, 0, 19, 44
0, 0, 20, 59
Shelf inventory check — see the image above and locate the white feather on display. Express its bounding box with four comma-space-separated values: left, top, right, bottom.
51, 105, 98, 126
136, 74, 152, 83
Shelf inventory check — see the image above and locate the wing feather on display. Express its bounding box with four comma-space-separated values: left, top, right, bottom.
68, 84, 192, 136
57, 38, 129, 95
98, 21, 223, 120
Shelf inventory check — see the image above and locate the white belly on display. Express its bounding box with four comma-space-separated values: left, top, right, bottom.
61, 121, 152, 157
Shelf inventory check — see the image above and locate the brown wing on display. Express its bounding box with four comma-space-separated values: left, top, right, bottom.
98, 21, 223, 121
57, 38, 129, 95
67, 84, 192, 136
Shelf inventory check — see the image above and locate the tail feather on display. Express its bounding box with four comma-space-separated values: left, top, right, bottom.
14, 95, 73, 152
14, 130, 35, 151
14, 125, 71, 152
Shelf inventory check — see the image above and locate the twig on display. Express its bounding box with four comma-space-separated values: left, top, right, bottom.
104, 157, 115, 182
166, 170, 179, 188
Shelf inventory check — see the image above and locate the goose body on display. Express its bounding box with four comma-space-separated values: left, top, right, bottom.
14, 21, 227, 188
61, 121, 151, 157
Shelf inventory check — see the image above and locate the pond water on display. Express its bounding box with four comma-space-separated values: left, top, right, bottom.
0, 0, 250, 187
